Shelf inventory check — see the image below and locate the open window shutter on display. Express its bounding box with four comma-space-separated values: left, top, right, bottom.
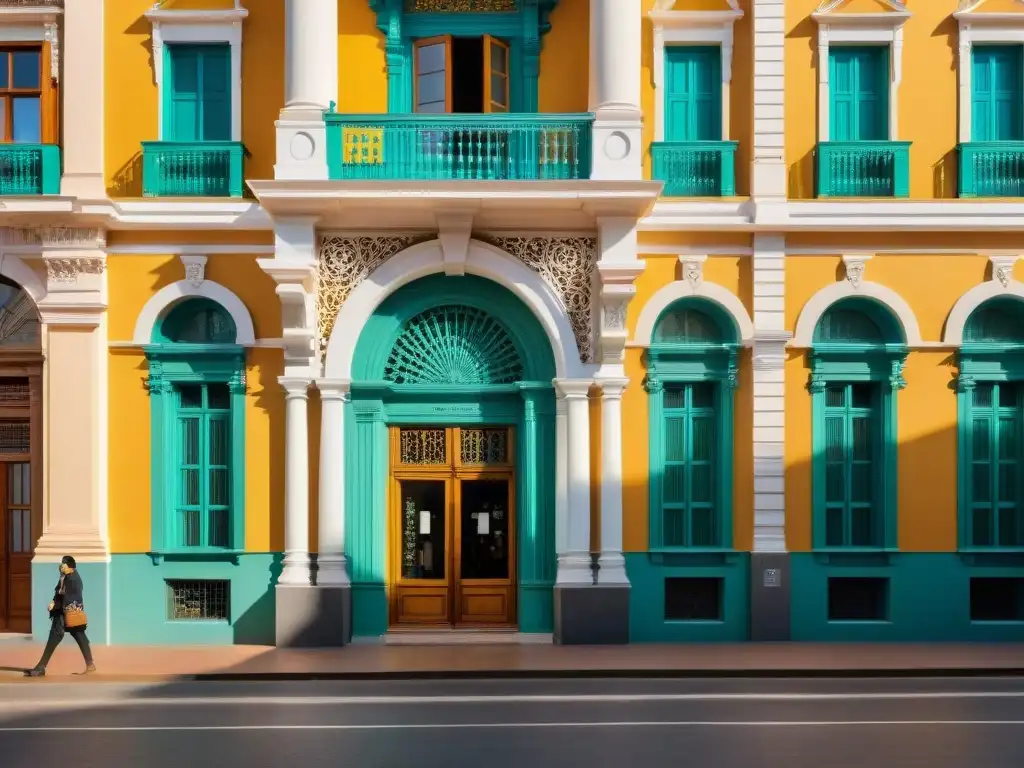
414, 36, 452, 113
829, 49, 857, 141
856, 47, 888, 141
169, 46, 200, 142
664, 48, 692, 142
199, 45, 232, 142
483, 35, 510, 114
690, 48, 722, 141
992, 47, 1023, 142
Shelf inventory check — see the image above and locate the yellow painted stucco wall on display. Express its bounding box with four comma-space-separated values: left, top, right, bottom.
784, 254, 1024, 553
622, 252, 754, 553
106, 253, 286, 555
785, 0, 975, 200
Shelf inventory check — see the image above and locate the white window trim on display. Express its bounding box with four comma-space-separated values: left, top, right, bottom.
0, 4, 62, 85
649, 1, 743, 143
812, 0, 911, 143
145, 5, 248, 143
954, 1, 1024, 144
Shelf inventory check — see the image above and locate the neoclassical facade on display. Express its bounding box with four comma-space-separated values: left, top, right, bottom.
3, 0, 1024, 645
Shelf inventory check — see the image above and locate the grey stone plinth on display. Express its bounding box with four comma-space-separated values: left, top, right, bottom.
554, 585, 630, 645
275, 584, 352, 648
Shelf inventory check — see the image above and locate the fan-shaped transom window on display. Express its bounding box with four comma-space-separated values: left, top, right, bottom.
0, 275, 39, 348
654, 306, 727, 345
384, 304, 525, 385
813, 299, 901, 345
964, 298, 1024, 344
157, 299, 237, 345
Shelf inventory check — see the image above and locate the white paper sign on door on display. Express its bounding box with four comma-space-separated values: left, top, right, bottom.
419, 511, 431, 534
477, 512, 490, 535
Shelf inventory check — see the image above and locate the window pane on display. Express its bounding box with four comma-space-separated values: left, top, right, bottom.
208, 468, 229, 506
972, 507, 994, 546
208, 417, 229, 465
999, 416, 1018, 461
9, 461, 21, 505
663, 465, 685, 504
416, 100, 446, 114
11, 51, 39, 89
180, 509, 200, 547
664, 417, 684, 462
852, 416, 872, 461
417, 43, 446, 74
999, 464, 1017, 503
825, 385, 845, 409
973, 464, 991, 503
663, 508, 686, 547
663, 387, 685, 409
998, 507, 1021, 547
181, 468, 200, 507
974, 384, 994, 408
208, 509, 229, 548
179, 385, 202, 409
972, 418, 991, 461
690, 383, 714, 409
691, 416, 714, 462
691, 464, 712, 503
825, 463, 845, 503
850, 507, 874, 547
417, 71, 446, 106
490, 41, 507, 74
207, 383, 230, 410
20, 462, 29, 505
0, 55, 9, 89
851, 463, 872, 503
0, 99, 7, 141
490, 74, 507, 106
824, 416, 845, 461
690, 507, 716, 547
180, 417, 200, 466
11, 97, 40, 143
825, 506, 845, 547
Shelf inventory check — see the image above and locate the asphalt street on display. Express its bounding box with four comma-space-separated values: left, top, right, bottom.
2, 676, 1024, 767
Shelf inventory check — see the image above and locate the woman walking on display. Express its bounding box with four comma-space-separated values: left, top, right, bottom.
24, 555, 96, 677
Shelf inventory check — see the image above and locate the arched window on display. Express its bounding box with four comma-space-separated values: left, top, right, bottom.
146, 298, 246, 556
809, 297, 906, 552
0, 275, 40, 348
957, 297, 1024, 551
646, 299, 738, 551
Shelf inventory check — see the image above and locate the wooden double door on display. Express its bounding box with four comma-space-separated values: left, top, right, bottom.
0, 461, 32, 633
389, 426, 516, 627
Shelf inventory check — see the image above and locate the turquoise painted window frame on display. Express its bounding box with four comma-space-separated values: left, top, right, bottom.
828, 45, 889, 142
645, 299, 739, 553
809, 299, 906, 553
145, 299, 246, 562
369, 0, 559, 113
971, 45, 1024, 143
162, 43, 232, 142
957, 298, 1024, 553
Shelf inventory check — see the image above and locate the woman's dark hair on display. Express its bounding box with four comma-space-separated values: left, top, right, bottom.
61, 555, 76, 569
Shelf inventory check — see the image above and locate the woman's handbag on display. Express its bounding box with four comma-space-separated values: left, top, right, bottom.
63, 603, 87, 629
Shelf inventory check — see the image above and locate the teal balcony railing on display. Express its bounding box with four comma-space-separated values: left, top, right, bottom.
0, 144, 60, 195
816, 141, 911, 198
651, 141, 738, 197
324, 113, 593, 181
958, 142, 1024, 198
141, 141, 245, 197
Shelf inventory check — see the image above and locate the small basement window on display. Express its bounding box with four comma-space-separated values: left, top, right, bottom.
167, 579, 230, 621
828, 577, 888, 621
970, 577, 1024, 622
664, 577, 723, 621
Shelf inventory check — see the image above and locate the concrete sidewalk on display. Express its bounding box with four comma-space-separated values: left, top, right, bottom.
2, 641, 1024, 682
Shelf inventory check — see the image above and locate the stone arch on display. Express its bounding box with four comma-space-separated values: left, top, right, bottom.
0, 255, 44, 348
632, 279, 755, 347
324, 239, 587, 380
792, 281, 922, 348
0, 254, 45, 306
132, 280, 256, 346
944, 281, 1024, 346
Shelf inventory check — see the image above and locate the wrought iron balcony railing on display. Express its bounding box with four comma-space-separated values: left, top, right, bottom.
958, 142, 1024, 198
816, 141, 911, 198
651, 141, 738, 197
0, 144, 60, 195
141, 141, 245, 198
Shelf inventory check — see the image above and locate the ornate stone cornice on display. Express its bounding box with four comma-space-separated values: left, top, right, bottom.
0, 227, 106, 249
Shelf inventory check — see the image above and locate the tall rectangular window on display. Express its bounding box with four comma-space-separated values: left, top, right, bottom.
967, 382, 1024, 548
175, 382, 231, 549
664, 46, 722, 142
823, 383, 881, 547
829, 46, 888, 141
0, 49, 41, 143
972, 46, 1024, 143
166, 44, 231, 142
662, 382, 718, 547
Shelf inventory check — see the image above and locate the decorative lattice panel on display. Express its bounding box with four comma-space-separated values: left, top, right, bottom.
0, 421, 29, 452
404, 0, 517, 10
460, 428, 509, 465
0, 379, 29, 404
482, 236, 596, 363
166, 580, 229, 621
385, 305, 524, 385
317, 235, 429, 346
399, 428, 448, 464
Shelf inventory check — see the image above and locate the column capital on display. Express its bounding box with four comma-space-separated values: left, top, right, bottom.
553, 378, 593, 399
315, 378, 351, 400
594, 377, 629, 398
279, 376, 311, 398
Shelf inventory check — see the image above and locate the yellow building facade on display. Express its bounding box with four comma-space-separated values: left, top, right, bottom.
1, 0, 1022, 645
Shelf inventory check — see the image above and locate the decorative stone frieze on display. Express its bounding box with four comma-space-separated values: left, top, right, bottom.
43, 257, 106, 284
0, 227, 106, 249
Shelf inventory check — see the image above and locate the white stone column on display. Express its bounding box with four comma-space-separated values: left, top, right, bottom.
589, 0, 642, 180
279, 377, 311, 585
596, 377, 629, 584
555, 379, 593, 585
751, 0, 788, 223
60, 0, 105, 199
315, 379, 350, 586
555, 393, 568, 558
276, 0, 338, 179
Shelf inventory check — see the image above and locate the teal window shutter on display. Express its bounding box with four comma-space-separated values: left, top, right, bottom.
829, 46, 889, 141
662, 383, 718, 547
822, 383, 880, 547
665, 46, 722, 142
174, 384, 232, 549
972, 46, 1024, 143
965, 384, 1024, 547
167, 44, 232, 142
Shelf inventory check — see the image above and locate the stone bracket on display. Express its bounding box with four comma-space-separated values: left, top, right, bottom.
435, 212, 474, 277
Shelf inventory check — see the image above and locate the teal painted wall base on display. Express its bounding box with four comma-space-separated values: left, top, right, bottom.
625, 552, 750, 642
104, 554, 279, 645
519, 583, 554, 634
32, 561, 110, 644
790, 553, 1024, 641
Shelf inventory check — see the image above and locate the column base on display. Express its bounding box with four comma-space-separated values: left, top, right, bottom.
554, 585, 630, 645
275, 584, 352, 647
749, 552, 791, 641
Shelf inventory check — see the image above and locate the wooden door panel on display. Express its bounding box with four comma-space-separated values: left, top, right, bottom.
6, 463, 31, 632
457, 585, 511, 625
395, 587, 450, 625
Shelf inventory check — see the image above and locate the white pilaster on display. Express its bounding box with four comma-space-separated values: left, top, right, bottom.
60, 0, 105, 199
315, 378, 350, 586
555, 393, 568, 558
555, 378, 593, 585
596, 377, 629, 585
751, 0, 787, 215
595, 218, 643, 376
279, 377, 311, 585
276, 0, 338, 179
589, 0, 643, 180
751, 234, 789, 552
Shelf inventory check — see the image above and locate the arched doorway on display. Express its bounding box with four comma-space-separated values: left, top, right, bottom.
347, 274, 558, 635
0, 275, 42, 634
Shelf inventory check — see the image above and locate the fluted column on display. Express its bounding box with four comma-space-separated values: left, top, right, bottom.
555, 379, 593, 585
278, 377, 311, 585
315, 379, 350, 586
596, 378, 629, 584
